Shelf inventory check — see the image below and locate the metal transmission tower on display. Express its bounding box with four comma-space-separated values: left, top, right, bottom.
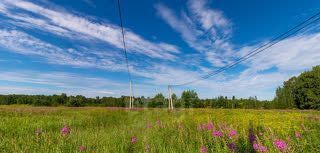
117, 0, 134, 109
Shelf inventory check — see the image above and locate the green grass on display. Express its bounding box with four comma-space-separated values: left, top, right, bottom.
0, 105, 319, 153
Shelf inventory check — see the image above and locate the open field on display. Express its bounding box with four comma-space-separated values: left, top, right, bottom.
0, 106, 319, 153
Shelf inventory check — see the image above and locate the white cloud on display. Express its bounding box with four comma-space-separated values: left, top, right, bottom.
239, 32, 320, 73
1, 0, 180, 60
187, 0, 231, 36
0, 70, 126, 97
191, 32, 320, 100
0, 0, 319, 100
0, 29, 126, 71
155, 0, 234, 67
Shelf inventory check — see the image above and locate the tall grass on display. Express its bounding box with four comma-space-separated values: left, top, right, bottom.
0, 106, 319, 152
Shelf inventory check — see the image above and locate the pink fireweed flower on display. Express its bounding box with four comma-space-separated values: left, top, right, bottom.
212, 131, 223, 137
207, 122, 214, 130
35, 128, 42, 136
273, 139, 287, 151
253, 143, 268, 153
200, 146, 208, 153
229, 130, 238, 138
79, 145, 86, 152
131, 136, 137, 143
60, 125, 71, 136
295, 132, 302, 139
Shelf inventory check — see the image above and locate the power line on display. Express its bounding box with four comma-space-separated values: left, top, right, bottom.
117, 0, 132, 81
172, 11, 320, 87
117, 0, 134, 108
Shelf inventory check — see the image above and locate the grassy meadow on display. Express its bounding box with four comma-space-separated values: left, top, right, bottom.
0, 105, 319, 153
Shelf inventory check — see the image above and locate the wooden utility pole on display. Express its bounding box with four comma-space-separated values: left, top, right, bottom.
168, 85, 174, 110
129, 81, 134, 109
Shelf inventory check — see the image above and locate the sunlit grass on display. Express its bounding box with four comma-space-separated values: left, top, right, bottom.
0, 105, 319, 152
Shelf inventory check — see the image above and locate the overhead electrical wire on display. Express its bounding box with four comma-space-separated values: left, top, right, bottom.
116, 0, 135, 105
117, 0, 132, 82
171, 11, 320, 87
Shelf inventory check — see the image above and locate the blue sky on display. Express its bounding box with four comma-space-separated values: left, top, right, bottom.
0, 0, 320, 100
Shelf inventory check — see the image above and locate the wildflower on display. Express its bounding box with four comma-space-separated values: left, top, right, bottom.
35, 128, 42, 136
259, 131, 263, 136
295, 132, 302, 139
131, 136, 137, 143
197, 124, 204, 131
229, 130, 237, 138
273, 139, 287, 151
79, 145, 86, 152
207, 122, 214, 130
253, 143, 259, 150
248, 128, 256, 144
200, 146, 208, 153
253, 143, 268, 152
156, 119, 163, 128
198, 123, 208, 131
227, 142, 236, 151
146, 123, 153, 129
212, 131, 223, 137
60, 125, 71, 136
286, 136, 291, 142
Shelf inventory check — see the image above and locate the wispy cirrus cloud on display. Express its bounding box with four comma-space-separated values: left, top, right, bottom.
0, 70, 126, 97
0, 0, 180, 60
0, 0, 320, 100
155, 0, 235, 67
0, 29, 126, 71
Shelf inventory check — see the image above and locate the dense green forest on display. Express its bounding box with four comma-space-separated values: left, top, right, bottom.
274, 65, 320, 109
0, 66, 319, 109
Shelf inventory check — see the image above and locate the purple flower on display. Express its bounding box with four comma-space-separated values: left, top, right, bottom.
295, 132, 302, 139
212, 131, 223, 137
253, 143, 268, 152
200, 146, 208, 153
35, 128, 42, 136
273, 139, 287, 151
248, 128, 256, 144
227, 142, 236, 151
131, 136, 137, 143
229, 130, 237, 138
60, 125, 71, 136
207, 122, 214, 130
79, 146, 86, 152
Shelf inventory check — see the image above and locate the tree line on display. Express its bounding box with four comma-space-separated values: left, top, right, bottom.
274, 65, 320, 109
0, 92, 272, 108
0, 65, 319, 109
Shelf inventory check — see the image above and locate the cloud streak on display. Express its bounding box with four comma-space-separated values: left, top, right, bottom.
155, 0, 235, 67
1, 0, 180, 60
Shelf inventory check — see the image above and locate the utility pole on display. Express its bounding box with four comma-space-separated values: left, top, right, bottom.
168, 85, 174, 110
129, 80, 134, 109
